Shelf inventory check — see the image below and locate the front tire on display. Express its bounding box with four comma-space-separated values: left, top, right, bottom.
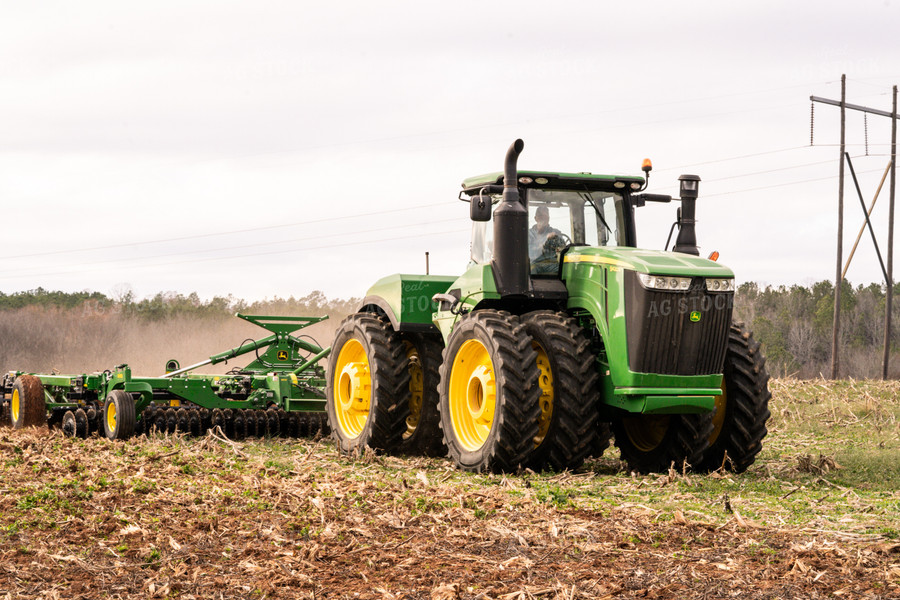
521, 311, 599, 472
11, 375, 46, 429
613, 412, 713, 474
103, 390, 136, 440
696, 322, 771, 473
326, 313, 408, 454
438, 310, 540, 473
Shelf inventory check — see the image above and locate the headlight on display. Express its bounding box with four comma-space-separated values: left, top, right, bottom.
704, 278, 735, 292
637, 273, 691, 291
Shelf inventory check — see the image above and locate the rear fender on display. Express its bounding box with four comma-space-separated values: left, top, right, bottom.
361, 273, 457, 333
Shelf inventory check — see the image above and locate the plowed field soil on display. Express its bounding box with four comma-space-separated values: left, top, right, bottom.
1, 423, 898, 599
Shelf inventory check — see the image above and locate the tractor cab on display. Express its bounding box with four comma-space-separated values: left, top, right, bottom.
464, 171, 640, 276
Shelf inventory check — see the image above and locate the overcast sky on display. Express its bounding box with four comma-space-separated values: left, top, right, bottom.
1, 1, 899, 303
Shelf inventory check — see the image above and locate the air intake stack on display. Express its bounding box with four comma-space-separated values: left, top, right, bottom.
673, 174, 701, 256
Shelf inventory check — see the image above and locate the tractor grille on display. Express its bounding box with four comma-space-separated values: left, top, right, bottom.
624, 271, 732, 376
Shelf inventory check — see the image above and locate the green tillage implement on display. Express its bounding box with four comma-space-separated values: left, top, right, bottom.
1, 313, 331, 441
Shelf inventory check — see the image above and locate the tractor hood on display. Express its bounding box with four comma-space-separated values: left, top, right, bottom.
562, 246, 734, 278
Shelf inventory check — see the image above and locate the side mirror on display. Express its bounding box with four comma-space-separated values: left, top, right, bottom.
470, 195, 492, 222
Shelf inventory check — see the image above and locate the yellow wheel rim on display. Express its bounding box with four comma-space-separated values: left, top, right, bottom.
333, 338, 371, 439
449, 338, 496, 451
11, 389, 20, 423
106, 401, 117, 434
533, 342, 553, 447
622, 415, 670, 452
709, 383, 727, 445
404, 343, 423, 439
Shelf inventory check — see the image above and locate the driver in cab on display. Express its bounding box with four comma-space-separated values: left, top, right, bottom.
528, 205, 562, 261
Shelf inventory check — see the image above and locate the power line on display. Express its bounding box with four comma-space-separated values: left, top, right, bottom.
703, 167, 885, 198
0, 202, 448, 261
0, 216, 468, 276
711, 159, 834, 182
654, 146, 810, 173
0, 226, 471, 281
5, 80, 836, 208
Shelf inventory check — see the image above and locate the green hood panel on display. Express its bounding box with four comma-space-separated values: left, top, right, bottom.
564, 247, 734, 278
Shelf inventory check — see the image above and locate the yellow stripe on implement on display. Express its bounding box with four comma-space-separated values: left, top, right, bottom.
563, 254, 633, 269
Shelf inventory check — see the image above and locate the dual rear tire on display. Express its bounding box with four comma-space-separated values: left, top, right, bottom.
437, 310, 541, 473
325, 314, 410, 454
326, 309, 602, 473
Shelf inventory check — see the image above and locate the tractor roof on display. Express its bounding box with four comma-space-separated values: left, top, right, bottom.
461, 170, 645, 193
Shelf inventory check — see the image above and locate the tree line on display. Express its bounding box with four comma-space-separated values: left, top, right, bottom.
733, 280, 899, 379
1, 281, 897, 379
0, 287, 359, 321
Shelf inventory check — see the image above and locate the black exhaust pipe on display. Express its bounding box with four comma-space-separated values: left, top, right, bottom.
492, 139, 529, 297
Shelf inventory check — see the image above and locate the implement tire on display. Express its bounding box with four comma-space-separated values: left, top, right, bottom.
522, 311, 599, 472
697, 322, 771, 473
613, 412, 713, 474
11, 375, 46, 429
103, 390, 136, 441
326, 313, 408, 454
74, 408, 89, 438
438, 310, 540, 473
62, 411, 78, 437
397, 332, 446, 457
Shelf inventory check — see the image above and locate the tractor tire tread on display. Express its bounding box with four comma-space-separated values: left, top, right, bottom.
522, 310, 599, 471
104, 390, 136, 440
326, 313, 410, 453
397, 332, 446, 457
13, 375, 47, 429
613, 413, 714, 474
697, 322, 771, 473
438, 310, 541, 473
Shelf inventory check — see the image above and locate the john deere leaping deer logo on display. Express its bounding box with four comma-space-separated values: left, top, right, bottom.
689, 311, 701, 323
277, 350, 289, 361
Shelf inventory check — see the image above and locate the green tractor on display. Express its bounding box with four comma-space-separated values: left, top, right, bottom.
326, 139, 770, 473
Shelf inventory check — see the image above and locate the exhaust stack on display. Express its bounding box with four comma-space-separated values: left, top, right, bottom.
491, 139, 529, 297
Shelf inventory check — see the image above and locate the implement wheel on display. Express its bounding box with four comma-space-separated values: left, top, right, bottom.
326, 313, 408, 454
613, 412, 713, 474
62, 411, 78, 438
521, 311, 600, 471
73, 408, 89, 438
438, 310, 541, 473
11, 375, 47, 429
397, 332, 446, 457
103, 390, 136, 441
697, 323, 771, 473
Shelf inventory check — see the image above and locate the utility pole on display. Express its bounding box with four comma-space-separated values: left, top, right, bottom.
885, 85, 898, 379
812, 76, 900, 379
832, 75, 846, 379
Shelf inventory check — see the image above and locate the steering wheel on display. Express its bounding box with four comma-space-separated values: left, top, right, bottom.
543, 232, 572, 254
